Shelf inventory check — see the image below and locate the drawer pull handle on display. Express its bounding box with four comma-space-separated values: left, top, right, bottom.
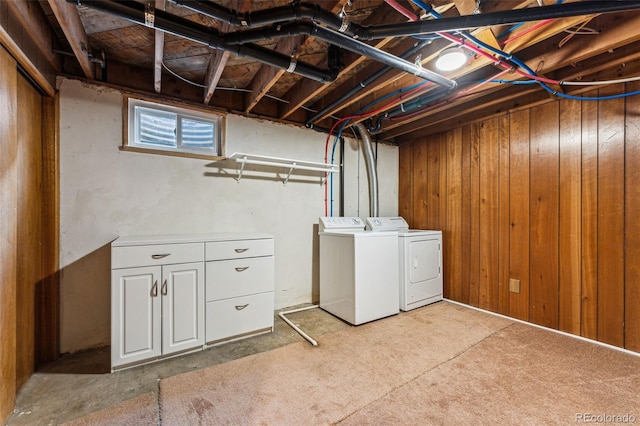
234, 248, 249, 253
235, 304, 249, 311
151, 280, 158, 297
161, 279, 168, 296
152, 253, 170, 259
235, 266, 250, 272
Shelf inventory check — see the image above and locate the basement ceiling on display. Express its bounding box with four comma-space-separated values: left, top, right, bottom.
40, 0, 640, 143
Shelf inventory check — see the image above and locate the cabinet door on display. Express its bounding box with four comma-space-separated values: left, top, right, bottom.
161, 262, 204, 355
112, 266, 162, 368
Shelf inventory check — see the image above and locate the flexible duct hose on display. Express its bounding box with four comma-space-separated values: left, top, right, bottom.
355, 122, 378, 217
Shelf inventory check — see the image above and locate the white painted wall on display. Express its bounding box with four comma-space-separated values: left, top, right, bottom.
58, 78, 398, 353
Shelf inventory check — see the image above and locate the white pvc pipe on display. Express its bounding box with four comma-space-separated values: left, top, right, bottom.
278, 305, 319, 346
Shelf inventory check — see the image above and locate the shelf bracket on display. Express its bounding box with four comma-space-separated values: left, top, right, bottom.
235, 155, 247, 182
283, 162, 296, 185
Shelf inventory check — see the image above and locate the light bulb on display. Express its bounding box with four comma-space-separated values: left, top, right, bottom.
435, 47, 467, 72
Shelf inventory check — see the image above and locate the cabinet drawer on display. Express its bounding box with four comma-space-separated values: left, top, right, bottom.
112, 243, 204, 269
206, 257, 274, 301
205, 238, 273, 261
205, 292, 274, 343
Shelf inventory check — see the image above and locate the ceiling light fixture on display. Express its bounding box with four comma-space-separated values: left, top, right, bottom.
435, 47, 468, 72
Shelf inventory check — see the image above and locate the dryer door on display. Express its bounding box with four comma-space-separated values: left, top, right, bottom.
409, 238, 440, 284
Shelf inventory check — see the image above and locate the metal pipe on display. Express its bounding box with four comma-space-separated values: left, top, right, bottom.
223, 22, 456, 90
68, 0, 338, 83
355, 1, 640, 39
305, 39, 433, 126
172, 1, 357, 36
355, 122, 378, 217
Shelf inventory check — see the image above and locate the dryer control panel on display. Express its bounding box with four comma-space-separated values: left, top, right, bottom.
365, 216, 409, 232
319, 216, 365, 232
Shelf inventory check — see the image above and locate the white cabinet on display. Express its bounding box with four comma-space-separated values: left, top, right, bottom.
111, 233, 274, 370
111, 240, 205, 371
205, 235, 274, 344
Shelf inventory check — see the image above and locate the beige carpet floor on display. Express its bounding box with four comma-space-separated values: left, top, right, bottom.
67, 302, 640, 425
64, 392, 158, 425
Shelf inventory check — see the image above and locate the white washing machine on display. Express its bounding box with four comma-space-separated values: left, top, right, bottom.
366, 217, 443, 311
318, 217, 399, 325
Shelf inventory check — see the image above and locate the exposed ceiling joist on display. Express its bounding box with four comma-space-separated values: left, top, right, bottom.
382, 15, 640, 140
244, 0, 345, 113
44, 0, 640, 142
277, 1, 415, 120
47, 0, 94, 80
245, 35, 304, 113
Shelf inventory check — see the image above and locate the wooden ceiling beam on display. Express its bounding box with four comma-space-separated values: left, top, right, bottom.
47, 0, 94, 80
382, 33, 640, 141
277, 1, 413, 120
336, 8, 640, 140
244, 35, 304, 113
204, 0, 250, 104
244, 0, 345, 113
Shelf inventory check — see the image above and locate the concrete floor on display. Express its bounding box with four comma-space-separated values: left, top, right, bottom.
9, 306, 349, 425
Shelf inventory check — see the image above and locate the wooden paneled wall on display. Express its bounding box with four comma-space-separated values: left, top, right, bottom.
0, 45, 57, 423
0, 44, 19, 426
399, 82, 640, 352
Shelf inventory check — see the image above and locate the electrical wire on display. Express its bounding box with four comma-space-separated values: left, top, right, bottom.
162, 62, 207, 88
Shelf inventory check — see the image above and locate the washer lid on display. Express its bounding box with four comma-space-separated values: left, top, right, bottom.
365, 216, 409, 232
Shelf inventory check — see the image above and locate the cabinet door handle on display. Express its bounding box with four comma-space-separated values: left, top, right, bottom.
152, 253, 170, 259
235, 266, 249, 272
234, 248, 248, 253
151, 280, 158, 297
235, 304, 249, 311
161, 279, 168, 296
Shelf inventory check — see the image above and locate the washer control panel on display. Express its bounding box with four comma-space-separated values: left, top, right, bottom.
365, 216, 409, 232
319, 216, 365, 232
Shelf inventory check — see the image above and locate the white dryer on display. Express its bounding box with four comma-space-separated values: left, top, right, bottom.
366, 217, 443, 311
318, 217, 399, 325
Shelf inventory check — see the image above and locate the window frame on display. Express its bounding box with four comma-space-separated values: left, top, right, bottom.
123, 95, 225, 160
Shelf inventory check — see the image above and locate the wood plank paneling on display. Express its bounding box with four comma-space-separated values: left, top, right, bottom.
625, 80, 640, 352
0, 45, 18, 426
398, 143, 413, 224
412, 140, 428, 229
498, 115, 510, 316
399, 83, 640, 354
479, 118, 499, 312
469, 123, 481, 307
508, 110, 530, 321
16, 76, 43, 389
38, 95, 60, 363
460, 125, 472, 305
528, 102, 559, 328
558, 98, 582, 335
439, 134, 448, 297
446, 129, 463, 301
581, 90, 598, 340
596, 85, 625, 347
427, 138, 441, 230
